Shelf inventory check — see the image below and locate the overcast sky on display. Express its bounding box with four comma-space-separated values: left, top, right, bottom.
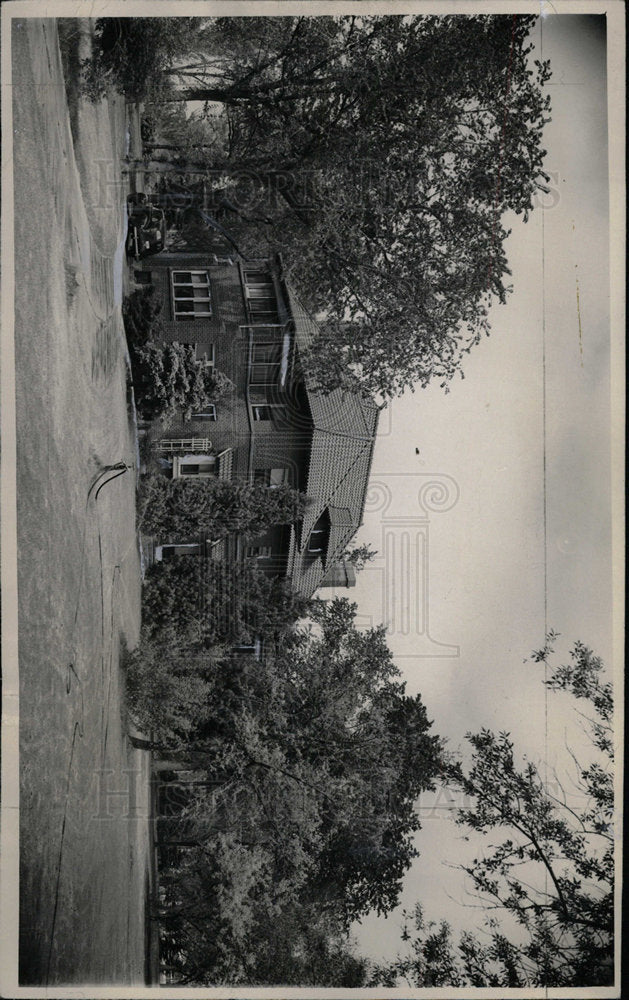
348, 13, 614, 961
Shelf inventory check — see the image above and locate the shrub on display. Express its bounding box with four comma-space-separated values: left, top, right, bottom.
138, 476, 307, 539
131, 341, 234, 422
122, 287, 165, 348
141, 555, 314, 647
124, 628, 222, 739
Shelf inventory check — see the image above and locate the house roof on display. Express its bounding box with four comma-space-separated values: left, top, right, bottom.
282, 284, 380, 597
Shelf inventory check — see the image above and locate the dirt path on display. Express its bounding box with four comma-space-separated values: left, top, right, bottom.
13, 19, 151, 985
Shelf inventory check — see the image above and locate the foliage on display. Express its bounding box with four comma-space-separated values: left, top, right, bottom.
82, 17, 203, 101
122, 287, 166, 348
159, 869, 368, 987
138, 475, 307, 539
342, 542, 377, 572
139, 598, 443, 982
135, 14, 551, 398
123, 290, 234, 421
140, 103, 229, 165
141, 554, 314, 649
371, 638, 614, 988
124, 630, 223, 741
130, 341, 233, 422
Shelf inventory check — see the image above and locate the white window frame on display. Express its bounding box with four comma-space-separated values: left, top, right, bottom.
172, 454, 216, 479
243, 270, 274, 287
249, 342, 282, 387
254, 468, 289, 487
195, 343, 215, 369
308, 528, 328, 554
158, 437, 211, 453
243, 270, 279, 321
155, 543, 203, 562
251, 404, 287, 422
191, 404, 217, 421
245, 545, 273, 559
171, 270, 212, 320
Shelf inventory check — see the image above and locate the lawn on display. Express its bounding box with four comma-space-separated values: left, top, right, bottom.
13, 19, 153, 985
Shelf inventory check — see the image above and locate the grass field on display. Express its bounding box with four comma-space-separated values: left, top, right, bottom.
13, 19, 152, 984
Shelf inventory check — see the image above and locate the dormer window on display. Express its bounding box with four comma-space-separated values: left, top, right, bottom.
308, 529, 327, 554
307, 511, 330, 556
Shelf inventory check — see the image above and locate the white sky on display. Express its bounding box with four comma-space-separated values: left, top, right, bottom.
348, 13, 615, 961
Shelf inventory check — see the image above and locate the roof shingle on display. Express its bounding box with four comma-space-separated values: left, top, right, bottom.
282, 284, 379, 597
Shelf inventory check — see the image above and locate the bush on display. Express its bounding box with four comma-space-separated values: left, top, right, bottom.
138, 475, 307, 539
124, 628, 222, 740
122, 287, 165, 349
142, 555, 314, 647
131, 341, 234, 422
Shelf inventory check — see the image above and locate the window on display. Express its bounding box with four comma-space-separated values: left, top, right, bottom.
308, 529, 328, 554
308, 512, 330, 555
252, 343, 281, 363
243, 270, 279, 323
180, 462, 215, 476
195, 343, 215, 368
250, 342, 281, 387
171, 271, 212, 320
246, 545, 273, 559
158, 438, 211, 453
191, 405, 217, 421
254, 468, 289, 487
178, 343, 215, 368
244, 271, 273, 286
156, 543, 203, 562
252, 404, 287, 422
172, 453, 217, 479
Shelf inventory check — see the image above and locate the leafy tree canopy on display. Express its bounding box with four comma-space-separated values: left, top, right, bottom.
132, 341, 234, 421
138, 475, 307, 539
123, 288, 234, 420
116, 14, 552, 398
128, 597, 443, 982
370, 637, 614, 989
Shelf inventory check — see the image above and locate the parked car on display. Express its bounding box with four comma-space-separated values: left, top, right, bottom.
126, 194, 166, 259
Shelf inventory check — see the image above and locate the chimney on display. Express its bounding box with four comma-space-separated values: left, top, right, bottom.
319, 559, 356, 589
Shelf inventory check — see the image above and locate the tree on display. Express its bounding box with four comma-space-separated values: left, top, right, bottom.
83, 17, 204, 100
122, 286, 165, 347
129, 14, 552, 398
124, 632, 224, 740
141, 554, 315, 648
371, 637, 614, 988
131, 341, 234, 422
173, 598, 444, 921
137, 476, 308, 539
131, 597, 443, 982
123, 288, 233, 419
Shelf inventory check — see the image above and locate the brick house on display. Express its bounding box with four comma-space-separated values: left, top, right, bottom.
134, 252, 379, 598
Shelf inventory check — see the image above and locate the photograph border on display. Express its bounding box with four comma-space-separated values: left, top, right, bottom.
1, 1, 625, 997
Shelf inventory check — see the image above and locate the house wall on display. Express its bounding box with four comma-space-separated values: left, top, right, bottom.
141, 256, 251, 480
139, 255, 313, 488
135, 254, 318, 579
